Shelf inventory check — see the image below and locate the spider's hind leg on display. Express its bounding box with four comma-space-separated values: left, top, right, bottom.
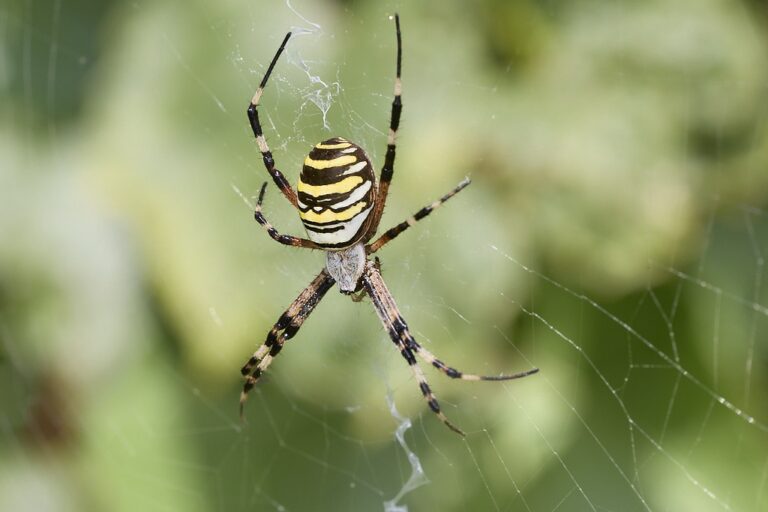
361, 13, 403, 241
248, 32, 300, 209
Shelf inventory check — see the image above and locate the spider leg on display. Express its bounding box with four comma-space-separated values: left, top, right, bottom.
364, 14, 402, 240
254, 183, 323, 249
247, 32, 300, 209
409, 349, 465, 436
239, 269, 335, 417
367, 178, 470, 254
407, 338, 539, 381
362, 261, 465, 436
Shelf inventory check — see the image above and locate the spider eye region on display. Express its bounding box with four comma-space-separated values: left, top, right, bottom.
297, 137, 377, 249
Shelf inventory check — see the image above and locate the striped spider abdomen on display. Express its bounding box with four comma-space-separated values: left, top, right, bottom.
297, 137, 377, 249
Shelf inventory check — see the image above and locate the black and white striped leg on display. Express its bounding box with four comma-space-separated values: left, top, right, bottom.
367, 177, 471, 254
364, 13, 402, 240
254, 183, 322, 249
410, 351, 465, 436
362, 261, 465, 435
407, 337, 539, 381
240, 269, 336, 417
247, 32, 300, 209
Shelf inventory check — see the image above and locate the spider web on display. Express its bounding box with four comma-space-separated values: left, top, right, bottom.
1, 1, 767, 511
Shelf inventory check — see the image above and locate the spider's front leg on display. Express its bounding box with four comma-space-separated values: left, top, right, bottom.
239, 269, 335, 417
361, 261, 539, 435
348, 257, 380, 302
362, 261, 465, 435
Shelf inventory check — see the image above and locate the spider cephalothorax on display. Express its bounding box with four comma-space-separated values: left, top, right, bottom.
239, 14, 538, 435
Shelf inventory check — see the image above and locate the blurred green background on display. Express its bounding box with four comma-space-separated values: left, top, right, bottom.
2, 0, 768, 510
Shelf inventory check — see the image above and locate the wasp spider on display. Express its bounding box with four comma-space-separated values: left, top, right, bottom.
240, 15, 538, 435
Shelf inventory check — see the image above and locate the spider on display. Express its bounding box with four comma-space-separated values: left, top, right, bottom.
239, 14, 538, 435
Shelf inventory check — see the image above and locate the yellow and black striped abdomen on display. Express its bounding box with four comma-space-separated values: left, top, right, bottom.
297, 138, 376, 249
